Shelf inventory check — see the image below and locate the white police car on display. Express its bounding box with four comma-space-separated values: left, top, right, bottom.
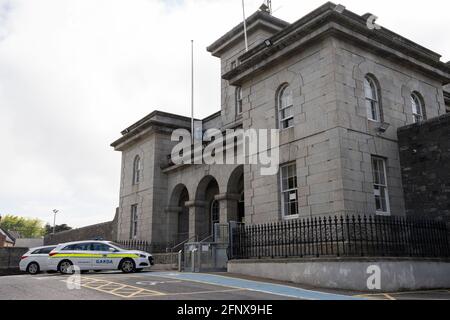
48, 241, 154, 274
19, 245, 57, 275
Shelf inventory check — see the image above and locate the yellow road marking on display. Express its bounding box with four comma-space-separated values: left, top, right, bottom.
355, 288, 450, 299
62, 277, 165, 299
160, 288, 247, 297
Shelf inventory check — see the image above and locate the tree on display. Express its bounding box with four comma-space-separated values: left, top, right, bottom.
0, 215, 45, 238
44, 223, 72, 236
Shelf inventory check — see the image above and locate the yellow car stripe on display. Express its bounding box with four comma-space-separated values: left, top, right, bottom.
50, 253, 140, 259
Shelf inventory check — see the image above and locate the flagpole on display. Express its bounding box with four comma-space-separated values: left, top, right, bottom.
191, 39, 194, 145
241, 0, 248, 51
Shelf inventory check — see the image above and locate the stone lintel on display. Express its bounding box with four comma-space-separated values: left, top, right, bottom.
185, 201, 207, 208
214, 193, 241, 201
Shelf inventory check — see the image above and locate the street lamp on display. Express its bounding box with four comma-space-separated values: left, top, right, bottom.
52, 209, 59, 235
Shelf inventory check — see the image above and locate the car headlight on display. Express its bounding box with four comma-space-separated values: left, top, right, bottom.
139, 254, 147, 258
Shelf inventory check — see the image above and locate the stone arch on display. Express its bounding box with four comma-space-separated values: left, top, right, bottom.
167, 184, 190, 246
195, 175, 220, 237
226, 165, 245, 223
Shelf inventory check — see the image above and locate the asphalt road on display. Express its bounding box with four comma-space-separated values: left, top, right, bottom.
0, 271, 449, 300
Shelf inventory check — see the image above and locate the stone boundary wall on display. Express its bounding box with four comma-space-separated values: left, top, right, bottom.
228, 258, 450, 292
44, 213, 118, 245
0, 247, 28, 276
398, 113, 450, 225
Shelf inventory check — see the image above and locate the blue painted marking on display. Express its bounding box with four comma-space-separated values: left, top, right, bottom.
146, 272, 364, 300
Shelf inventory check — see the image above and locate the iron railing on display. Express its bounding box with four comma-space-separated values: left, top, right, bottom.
230, 215, 450, 260
114, 240, 153, 253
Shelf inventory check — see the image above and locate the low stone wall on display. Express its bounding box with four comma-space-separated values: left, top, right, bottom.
44, 213, 118, 245
0, 247, 28, 276
228, 258, 450, 292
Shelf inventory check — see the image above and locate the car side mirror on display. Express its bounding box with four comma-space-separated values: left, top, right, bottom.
109, 248, 116, 252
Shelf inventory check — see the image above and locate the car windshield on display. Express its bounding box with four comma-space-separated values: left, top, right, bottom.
108, 242, 127, 251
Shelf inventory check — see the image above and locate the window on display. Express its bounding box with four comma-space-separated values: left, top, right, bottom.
39, 247, 56, 254
62, 243, 91, 251
91, 243, 115, 252
371, 157, 390, 215
280, 163, 299, 218
210, 200, 220, 233
364, 75, 381, 122
411, 92, 425, 123
278, 84, 294, 129
235, 87, 243, 115
132, 156, 141, 185
130, 204, 138, 239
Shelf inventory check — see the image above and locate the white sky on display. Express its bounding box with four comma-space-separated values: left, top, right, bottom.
0, 0, 449, 228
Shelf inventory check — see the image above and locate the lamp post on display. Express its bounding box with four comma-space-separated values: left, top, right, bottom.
52, 209, 59, 235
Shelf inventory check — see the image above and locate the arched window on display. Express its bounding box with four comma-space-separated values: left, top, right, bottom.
278, 84, 294, 129
411, 92, 426, 123
210, 200, 220, 233
364, 75, 381, 122
235, 87, 243, 115
132, 156, 141, 185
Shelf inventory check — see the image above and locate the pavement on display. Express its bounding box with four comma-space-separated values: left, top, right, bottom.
0, 270, 449, 300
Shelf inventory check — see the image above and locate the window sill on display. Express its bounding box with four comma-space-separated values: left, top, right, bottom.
283, 214, 300, 220
375, 211, 391, 217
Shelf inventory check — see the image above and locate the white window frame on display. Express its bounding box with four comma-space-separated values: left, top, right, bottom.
411, 92, 425, 123
133, 156, 141, 185
235, 87, 243, 115
364, 76, 381, 122
130, 204, 138, 239
280, 163, 299, 219
371, 157, 391, 216
210, 199, 220, 234
278, 84, 294, 130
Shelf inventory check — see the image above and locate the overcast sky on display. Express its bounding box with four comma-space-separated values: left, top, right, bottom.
0, 0, 449, 229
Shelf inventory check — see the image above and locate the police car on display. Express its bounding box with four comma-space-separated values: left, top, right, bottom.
48, 241, 154, 274
19, 245, 57, 275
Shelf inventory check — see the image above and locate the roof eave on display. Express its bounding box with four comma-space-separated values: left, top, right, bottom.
223, 11, 450, 85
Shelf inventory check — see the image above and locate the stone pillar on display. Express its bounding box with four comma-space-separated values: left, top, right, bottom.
164, 206, 182, 247
215, 193, 241, 224
185, 200, 206, 240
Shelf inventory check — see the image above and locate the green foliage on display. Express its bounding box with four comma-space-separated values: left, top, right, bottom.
44, 223, 72, 236
0, 215, 45, 238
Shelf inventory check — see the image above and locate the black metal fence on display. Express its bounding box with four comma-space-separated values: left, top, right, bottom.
230, 215, 450, 260
114, 240, 153, 253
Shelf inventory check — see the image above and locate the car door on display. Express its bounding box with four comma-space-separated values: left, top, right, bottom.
34, 247, 56, 270
69, 243, 93, 271
91, 243, 120, 270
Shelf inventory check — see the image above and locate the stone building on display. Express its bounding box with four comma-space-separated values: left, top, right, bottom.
111, 2, 450, 250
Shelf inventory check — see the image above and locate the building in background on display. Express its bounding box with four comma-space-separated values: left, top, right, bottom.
0, 227, 15, 248
111, 2, 450, 251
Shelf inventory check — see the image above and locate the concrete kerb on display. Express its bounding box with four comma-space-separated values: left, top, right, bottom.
227, 257, 450, 292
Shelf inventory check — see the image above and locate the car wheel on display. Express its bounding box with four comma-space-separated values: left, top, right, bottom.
58, 260, 74, 274
120, 259, 136, 273
27, 262, 40, 275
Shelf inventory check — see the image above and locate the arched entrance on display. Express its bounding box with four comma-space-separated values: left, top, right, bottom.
227, 166, 245, 223
195, 176, 220, 237
177, 188, 189, 243
169, 184, 190, 245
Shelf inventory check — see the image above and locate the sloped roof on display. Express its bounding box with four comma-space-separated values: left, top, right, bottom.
0, 227, 14, 244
